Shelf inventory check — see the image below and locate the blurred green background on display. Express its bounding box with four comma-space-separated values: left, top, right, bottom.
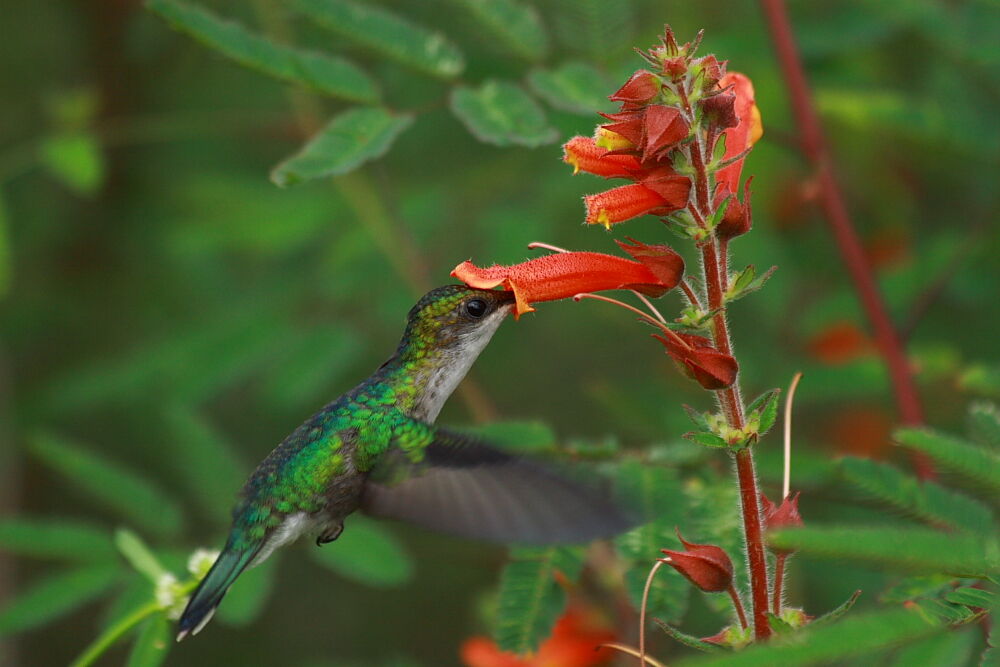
1, 0, 998, 665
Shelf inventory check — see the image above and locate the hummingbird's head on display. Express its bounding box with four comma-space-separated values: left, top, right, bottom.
403, 285, 515, 355
393, 285, 515, 421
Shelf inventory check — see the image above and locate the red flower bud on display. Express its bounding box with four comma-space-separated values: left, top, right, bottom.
661, 530, 734, 593
642, 105, 689, 160
661, 55, 687, 80
610, 70, 660, 104
653, 332, 739, 390
696, 55, 725, 91
714, 177, 753, 241
614, 237, 684, 287
761, 492, 804, 555
562, 136, 642, 179
599, 110, 645, 147
700, 91, 738, 132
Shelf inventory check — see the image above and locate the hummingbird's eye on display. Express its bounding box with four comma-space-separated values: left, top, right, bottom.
464, 298, 488, 319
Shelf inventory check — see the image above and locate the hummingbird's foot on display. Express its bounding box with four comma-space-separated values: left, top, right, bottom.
315, 523, 344, 547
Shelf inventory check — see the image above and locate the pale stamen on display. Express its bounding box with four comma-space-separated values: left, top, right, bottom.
783, 372, 804, 499
573, 293, 693, 351
526, 241, 570, 253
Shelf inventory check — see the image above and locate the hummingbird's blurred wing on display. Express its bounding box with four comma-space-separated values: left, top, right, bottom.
361, 426, 632, 544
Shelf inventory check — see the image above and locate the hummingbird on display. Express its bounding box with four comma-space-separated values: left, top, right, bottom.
176, 285, 630, 640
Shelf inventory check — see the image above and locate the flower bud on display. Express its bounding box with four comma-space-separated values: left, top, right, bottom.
714, 177, 753, 241
761, 491, 804, 555
661, 530, 734, 593
653, 333, 739, 390
610, 70, 660, 104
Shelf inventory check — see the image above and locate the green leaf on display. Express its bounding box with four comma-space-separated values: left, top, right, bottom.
29, 432, 184, 538
39, 132, 104, 196
0, 566, 119, 636
887, 629, 977, 667
451, 0, 548, 62
527, 62, 612, 115
768, 526, 998, 578
652, 618, 723, 653
840, 457, 995, 533
309, 516, 413, 588
682, 405, 711, 431
271, 107, 413, 187
944, 586, 996, 609
261, 326, 363, 409
161, 406, 247, 524
549, 0, 636, 65
0, 192, 9, 299
810, 590, 862, 628
147, 0, 378, 102
684, 431, 729, 448
114, 529, 167, 583
450, 80, 558, 147
127, 614, 170, 667
968, 401, 1000, 451
959, 363, 1000, 398
217, 557, 277, 626
467, 420, 557, 454
614, 461, 689, 623
296, 0, 464, 78
751, 388, 781, 436
895, 428, 1000, 496
493, 546, 585, 654
0, 517, 115, 562
676, 607, 941, 667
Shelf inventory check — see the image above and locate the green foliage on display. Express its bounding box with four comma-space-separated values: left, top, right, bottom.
114, 529, 167, 583
527, 62, 613, 115
451, 0, 549, 62
493, 545, 585, 654
147, 0, 378, 102
309, 515, 413, 588
0, 566, 120, 636
28, 433, 184, 537
39, 132, 104, 196
271, 107, 414, 187
296, 0, 465, 79
450, 80, 558, 147
0, 518, 115, 562
968, 401, 1000, 451
896, 427, 1000, 496
216, 557, 277, 626
676, 607, 942, 667
770, 526, 997, 577
614, 460, 689, 623
126, 615, 170, 667
0, 192, 8, 299
161, 406, 247, 523
467, 420, 557, 454
839, 456, 995, 532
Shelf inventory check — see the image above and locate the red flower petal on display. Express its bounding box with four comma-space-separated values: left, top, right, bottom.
716, 72, 762, 196
653, 333, 739, 389
661, 530, 734, 593
562, 136, 642, 179
452, 251, 675, 318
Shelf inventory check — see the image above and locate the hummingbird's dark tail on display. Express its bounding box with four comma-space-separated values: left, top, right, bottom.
176, 542, 258, 641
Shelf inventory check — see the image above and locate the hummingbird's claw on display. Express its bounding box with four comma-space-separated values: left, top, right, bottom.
315, 523, 344, 546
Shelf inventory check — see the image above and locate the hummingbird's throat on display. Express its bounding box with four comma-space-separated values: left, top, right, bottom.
406, 307, 509, 422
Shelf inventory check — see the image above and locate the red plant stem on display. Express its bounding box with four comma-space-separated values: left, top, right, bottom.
758, 0, 933, 478
727, 583, 749, 630
700, 239, 769, 639
772, 554, 788, 615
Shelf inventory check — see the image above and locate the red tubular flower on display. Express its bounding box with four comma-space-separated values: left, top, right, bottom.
661, 530, 735, 593
562, 136, 642, 179
598, 110, 646, 147
653, 332, 738, 390
715, 72, 763, 197
460, 609, 615, 667
451, 251, 677, 318
584, 184, 669, 228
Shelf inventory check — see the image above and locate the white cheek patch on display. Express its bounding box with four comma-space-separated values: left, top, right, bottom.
413, 306, 509, 423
